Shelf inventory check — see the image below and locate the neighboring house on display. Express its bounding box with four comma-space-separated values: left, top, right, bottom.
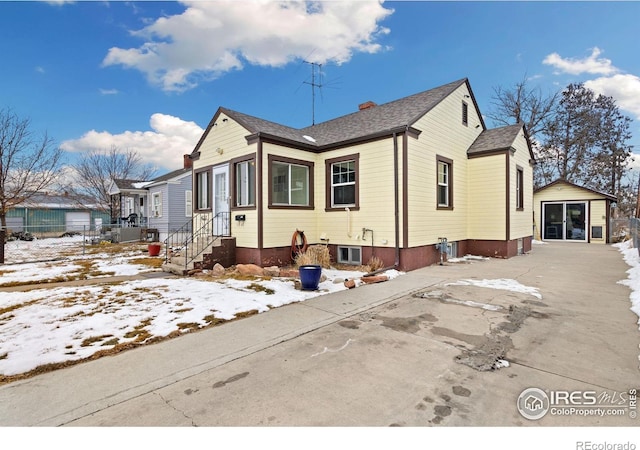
145, 155, 193, 242
533, 179, 616, 243
188, 78, 535, 271
6, 192, 110, 234
109, 155, 193, 242
109, 179, 149, 226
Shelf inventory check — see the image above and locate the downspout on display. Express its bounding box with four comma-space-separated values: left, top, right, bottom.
364, 131, 400, 276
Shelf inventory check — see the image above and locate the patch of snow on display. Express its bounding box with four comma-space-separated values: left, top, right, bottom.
613, 240, 640, 329
0, 264, 398, 376
446, 278, 542, 299
446, 298, 503, 311
447, 254, 490, 263
302, 134, 316, 143
532, 239, 547, 245
493, 359, 510, 369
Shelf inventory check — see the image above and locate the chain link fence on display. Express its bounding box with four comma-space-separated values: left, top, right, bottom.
0, 222, 149, 264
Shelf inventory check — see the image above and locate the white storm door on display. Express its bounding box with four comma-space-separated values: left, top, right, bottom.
212, 164, 230, 235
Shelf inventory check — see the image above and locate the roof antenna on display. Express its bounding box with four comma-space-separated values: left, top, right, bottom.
303, 61, 322, 126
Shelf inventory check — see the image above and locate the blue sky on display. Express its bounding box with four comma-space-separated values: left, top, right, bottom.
2, 1, 640, 174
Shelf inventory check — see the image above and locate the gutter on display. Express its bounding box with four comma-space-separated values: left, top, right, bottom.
364, 130, 401, 277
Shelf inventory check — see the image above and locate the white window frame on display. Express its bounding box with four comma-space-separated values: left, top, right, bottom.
437, 160, 450, 207
196, 170, 210, 210
185, 190, 192, 217
516, 167, 524, 210
272, 162, 309, 206
151, 192, 162, 218
236, 160, 255, 207
331, 160, 356, 207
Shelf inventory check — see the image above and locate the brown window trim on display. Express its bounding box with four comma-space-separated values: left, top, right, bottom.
267, 154, 315, 210
516, 165, 524, 211
436, 155, 454, 210
230, 154, 257, 211
325, 153, 360, 212
194, 166, 212, 213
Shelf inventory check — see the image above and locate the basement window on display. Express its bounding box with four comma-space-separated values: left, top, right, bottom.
337, 246, 361, 265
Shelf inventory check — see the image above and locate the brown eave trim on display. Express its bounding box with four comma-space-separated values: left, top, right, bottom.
467, 148, 511, 159
247, 126, 421, 154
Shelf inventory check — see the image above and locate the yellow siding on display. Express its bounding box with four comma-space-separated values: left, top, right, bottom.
196, 113, 254, 168
407, 83, 483, 246
467, 155, 506, 240
192, 113, 259, 248
261, 143, 317, 248
589, 201, 607, 243
316, 139, 397, 248
509, 130, 534, 239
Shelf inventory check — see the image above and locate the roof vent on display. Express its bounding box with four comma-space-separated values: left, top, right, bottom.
358, 101, 377, 111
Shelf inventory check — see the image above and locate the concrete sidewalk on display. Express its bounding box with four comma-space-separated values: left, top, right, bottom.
1, 242, 638, 426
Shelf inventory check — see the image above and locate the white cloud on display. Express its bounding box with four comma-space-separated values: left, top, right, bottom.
60, 113, 203, 170
35, 66, 45, 74
102, 0, 393, 92
543, 47, 618, 76
99, 88, 119, 95
585, 74, 640, 120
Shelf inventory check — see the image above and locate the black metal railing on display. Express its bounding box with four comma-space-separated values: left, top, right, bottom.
164, 212, 230, 270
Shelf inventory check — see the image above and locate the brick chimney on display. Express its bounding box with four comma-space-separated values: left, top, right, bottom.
358, 101, 377, 111
183, 154, 193, 169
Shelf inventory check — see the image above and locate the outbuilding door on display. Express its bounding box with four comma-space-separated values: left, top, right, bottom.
542, 202, 588, 241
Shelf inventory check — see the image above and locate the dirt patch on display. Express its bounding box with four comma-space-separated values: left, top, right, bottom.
496, 305, 531, 333
338, 320, 361, 329
375, 313, 438, 334
454, 333, 513, 371
430, 327, 485, 347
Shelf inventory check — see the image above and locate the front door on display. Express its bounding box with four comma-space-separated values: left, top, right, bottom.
212, 165, 230, 236
542, 202, 588, 241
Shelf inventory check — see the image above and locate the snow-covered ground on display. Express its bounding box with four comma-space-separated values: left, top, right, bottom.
613, 239, 640, 329
0, 238, 403, 377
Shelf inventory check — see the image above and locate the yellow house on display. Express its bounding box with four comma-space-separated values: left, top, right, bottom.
533, 180, 616, 244
186, 78, 535, 271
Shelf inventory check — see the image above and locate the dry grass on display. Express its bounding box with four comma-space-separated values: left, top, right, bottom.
366, 255, 385, 272
294, 245, 331, 268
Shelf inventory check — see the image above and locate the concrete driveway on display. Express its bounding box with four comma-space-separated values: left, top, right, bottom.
0, 242, 638, 427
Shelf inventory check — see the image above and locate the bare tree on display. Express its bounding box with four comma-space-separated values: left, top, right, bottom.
488, 76, 560, 188
539, 83, 634, 198
0, 108, 64, 228
487, 75, 559, 140
71, 145, 156, 216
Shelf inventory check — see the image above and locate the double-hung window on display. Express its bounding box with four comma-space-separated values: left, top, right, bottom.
185, 190, 192, 217
516, 166, 524, 210
437, 156, 453, 209
235, 159, 255, 207
151, 192, 162, 217
269, 156, 313, 207
325, 154, 359, 211
331, 160, 356, 206
195, 170, 211, 210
